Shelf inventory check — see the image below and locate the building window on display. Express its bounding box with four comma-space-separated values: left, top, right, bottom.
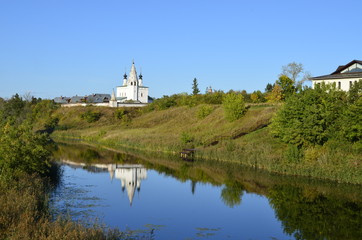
338, 81, 341, 89
350, 81, 353, 88
141, 93, 143, 97
131, 82, 133, 86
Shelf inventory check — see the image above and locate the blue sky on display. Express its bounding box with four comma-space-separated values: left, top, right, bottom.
0, 0, 361, 99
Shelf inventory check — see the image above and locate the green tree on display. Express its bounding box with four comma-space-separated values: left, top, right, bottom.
276, 75, 296, 100
0, 122, 51, 175
265, 84, 283, 103
265, 83, 274, 92
347, 79, 362, 104
271, 83, 347, 147
250, 90, 265, 103
192, 78, 200, 95
341, 96, 362, 143
222, 92, 247, 122
1, 94, 28, 125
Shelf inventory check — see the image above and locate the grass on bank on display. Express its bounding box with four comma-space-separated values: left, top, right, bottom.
53, 104, 277, 152
52, 104, 362, 184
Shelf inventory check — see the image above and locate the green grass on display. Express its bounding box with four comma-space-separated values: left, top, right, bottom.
51, 104, 362, 184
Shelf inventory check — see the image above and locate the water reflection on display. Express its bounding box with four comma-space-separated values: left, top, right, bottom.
61, 160, 147, 206
52, 141, 362, 240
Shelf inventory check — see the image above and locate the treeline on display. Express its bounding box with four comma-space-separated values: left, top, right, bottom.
143, 74, 306, 114
0, 95, 126, 239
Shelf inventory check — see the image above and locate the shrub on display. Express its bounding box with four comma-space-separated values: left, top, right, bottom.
0, 122, 51, 176
180, 132, 194, 145
222, 92, 247, 122
81, 110, 102, 123
285, 144, 303, 163
197, 105, 214, 119
114, 109, 126, 120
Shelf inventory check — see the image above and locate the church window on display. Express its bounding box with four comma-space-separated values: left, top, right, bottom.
141, 93, 143, 97
131, 82, 133, 85
338, 81, 341, 89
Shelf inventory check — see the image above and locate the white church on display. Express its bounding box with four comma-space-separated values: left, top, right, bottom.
109, 61, 150, 107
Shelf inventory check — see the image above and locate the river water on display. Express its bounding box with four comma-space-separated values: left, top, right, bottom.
51, 142, 362, 240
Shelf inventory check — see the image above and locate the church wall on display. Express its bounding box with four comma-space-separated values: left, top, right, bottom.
138, 88, 149, 103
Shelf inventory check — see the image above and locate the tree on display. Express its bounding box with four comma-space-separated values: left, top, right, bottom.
250, 90, 265, 103
270, 84, 347, 147
0, 122, 51, 175
281, 62, 311, 89
222, 92, 247, 121
192, 78, 200, 95
341, 96, 362, 143
276, 75, 296, 100
265, 83, 274, 92
265, 84, 283, 103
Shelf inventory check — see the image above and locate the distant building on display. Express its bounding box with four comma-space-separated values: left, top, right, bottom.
54, 94, 110, 105
54, 96, 70, 104
85, 93, 111, 103
116, 61, 150, 104
310, 60, 362, 91
54, 61, 151, 107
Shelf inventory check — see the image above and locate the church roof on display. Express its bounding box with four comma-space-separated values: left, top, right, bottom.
128, 61, 138, 83
310, 60, 362, 81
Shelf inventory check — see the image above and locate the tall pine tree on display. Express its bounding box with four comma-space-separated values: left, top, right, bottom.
192, 78, 200, 95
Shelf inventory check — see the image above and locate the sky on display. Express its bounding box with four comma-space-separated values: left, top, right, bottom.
0, 0, 361, 99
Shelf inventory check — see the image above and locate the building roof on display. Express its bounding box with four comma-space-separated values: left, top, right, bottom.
86, 93, 111, 103
331, 60, 362, 74
54, 97, 70, 104
128, 61, 138, 83
310, 60, 362, 80
69, 96, 85, 103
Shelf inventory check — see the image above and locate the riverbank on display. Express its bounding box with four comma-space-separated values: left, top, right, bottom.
0, 169, 124, 240
51, 105, 362, 184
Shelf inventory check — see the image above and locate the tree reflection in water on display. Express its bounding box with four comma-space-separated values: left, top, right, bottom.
268, 185, 362, 240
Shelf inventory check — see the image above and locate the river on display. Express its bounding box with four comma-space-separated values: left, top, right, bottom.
51, 141, 362, 240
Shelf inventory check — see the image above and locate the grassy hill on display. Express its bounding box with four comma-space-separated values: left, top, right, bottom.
51, 104, 362, 184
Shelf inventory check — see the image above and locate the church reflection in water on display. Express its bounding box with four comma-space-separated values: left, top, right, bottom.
61, 160, 147, 206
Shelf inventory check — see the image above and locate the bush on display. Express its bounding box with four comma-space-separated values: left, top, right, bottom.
180, 132, 194, 145
285, 144, 303, 163
197, 105, 214, 119
81, 110, 102, 123
114, 109, 126, 120
222, 92, 247, 122
0, 122, 51, 176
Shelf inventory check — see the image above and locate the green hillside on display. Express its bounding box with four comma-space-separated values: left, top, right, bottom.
52, 104, 361, 184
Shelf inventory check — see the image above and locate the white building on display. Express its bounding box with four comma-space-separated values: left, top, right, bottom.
310, 60, 362, 91
116, 61, 149, 104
